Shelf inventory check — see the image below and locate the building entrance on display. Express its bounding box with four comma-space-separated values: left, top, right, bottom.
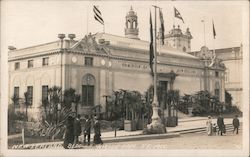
82, 85, 94, 106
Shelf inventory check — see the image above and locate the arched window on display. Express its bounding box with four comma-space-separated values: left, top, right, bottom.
133, 21, 136, 28
82, 74, 95, 106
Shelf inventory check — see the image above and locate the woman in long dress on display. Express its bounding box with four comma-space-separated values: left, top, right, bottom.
206, 116, 213, 136
93, 117, 103, 145
63, 116, 75, 149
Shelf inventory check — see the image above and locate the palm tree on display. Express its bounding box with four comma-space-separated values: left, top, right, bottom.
181, 94, 191, 114
63, 88, 75, 109
74, 94, 81, 114
41, 98, 49, 120
48, 86, 61, 124
24, 91, 31, 121
11, 94, 20, 113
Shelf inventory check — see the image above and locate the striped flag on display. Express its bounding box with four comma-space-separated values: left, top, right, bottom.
174, 7, 184, 23
149, 12, 154, 76
212, 20, 216, 39
93, 5, 104, 25
159, 9, 165, 45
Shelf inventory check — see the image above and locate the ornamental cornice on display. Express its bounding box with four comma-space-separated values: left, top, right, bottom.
108, 44, 147, 54
8, 49, 62, 62
109, 44, 199, 62
8, 48, 216, 71
66, 49, 108, 57
109, 55, 205, 70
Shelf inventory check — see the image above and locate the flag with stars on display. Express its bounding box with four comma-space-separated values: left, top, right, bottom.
174, 7, 184, 23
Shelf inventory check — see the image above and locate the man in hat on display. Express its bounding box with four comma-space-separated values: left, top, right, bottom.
217, 114, 225, 136
83, 115, 91, 146
73, 114, 82, 144
232, 115, 240, 134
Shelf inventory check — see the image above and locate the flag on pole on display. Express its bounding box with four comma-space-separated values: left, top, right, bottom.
149, 12, 154, 75
212, 20, 216, 39
93, 5, 104, 25
174, 7, 184, 23
159, 9, 165, 45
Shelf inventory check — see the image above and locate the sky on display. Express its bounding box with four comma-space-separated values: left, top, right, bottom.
1, 0, 248, 52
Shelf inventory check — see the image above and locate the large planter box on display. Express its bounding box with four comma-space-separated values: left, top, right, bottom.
136, 119, 145, 130
166, 117, 178, 127
188, 107, 193, 116
124, 120, 136, 131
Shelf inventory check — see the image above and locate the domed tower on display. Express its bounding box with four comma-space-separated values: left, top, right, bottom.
164, 25, 193, 52
125, 6, 139, 40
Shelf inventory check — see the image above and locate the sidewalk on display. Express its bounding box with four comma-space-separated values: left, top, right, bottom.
10, 117, 242, 148
80, 117, 241, 139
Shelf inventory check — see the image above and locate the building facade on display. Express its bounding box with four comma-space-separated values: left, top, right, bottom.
190, 46, 243, 110
8, 7, 226, 120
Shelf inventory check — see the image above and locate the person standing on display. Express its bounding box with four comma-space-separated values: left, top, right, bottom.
74, 114, 82, 144
63, 116, 75, 149
93, 116, 103, 145
206, 116, 213, 136
212, 123, 217, 135
83, 115, 91, 146
217, 114, 225, 136
232, 115, 240, 134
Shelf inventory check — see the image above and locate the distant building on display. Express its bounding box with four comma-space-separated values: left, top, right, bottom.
190, 46, 243, 110
8, 7, 226, 120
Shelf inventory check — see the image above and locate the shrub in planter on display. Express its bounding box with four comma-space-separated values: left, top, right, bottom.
124, 120, 136, 131
166, 117, 178, 127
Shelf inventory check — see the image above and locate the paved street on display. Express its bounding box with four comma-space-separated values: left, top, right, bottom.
93, 131, 242, 149
9, 117, 242, 149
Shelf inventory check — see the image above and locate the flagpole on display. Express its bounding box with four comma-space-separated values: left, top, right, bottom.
146, 5, 165, 134
172, 5, 175, 26
212, 19, 216, 56
213, 32, 215, 55
87, 5, 89, 34
201, 17, 206, 46
173, 9, 175, 26
153, 5, 158, 107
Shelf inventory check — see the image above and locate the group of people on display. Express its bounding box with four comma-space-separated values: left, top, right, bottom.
63, 114, 103, 149
206, 114, 240, 136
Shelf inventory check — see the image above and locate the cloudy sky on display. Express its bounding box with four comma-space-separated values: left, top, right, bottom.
1, 1, 248, 52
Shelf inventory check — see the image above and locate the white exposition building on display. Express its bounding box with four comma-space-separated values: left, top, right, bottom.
8, 7, 227, 120
190, 45, 243, 110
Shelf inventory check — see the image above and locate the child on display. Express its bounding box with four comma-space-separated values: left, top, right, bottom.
213, 123, 217, 136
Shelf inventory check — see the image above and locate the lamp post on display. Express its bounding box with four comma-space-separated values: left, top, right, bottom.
103, 95, 111, 119
58, 34, 65, 95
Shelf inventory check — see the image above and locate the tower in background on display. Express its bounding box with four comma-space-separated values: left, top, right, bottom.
125, 6, 139, 40
163, 25, 193, 52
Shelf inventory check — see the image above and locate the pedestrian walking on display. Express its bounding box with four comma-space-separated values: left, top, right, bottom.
83, 115, 91, 146
206, 116, 213, 136
217, 114, 225, 136
63, 116, 75, 149
73, 114, 82, 144
93, 116, 103, 145
232, 115, 240, 134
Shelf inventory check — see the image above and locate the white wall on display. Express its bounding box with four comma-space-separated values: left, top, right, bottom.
174, 76, 201, 96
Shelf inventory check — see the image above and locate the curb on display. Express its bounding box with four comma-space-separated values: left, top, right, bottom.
178, 118, 207, 122
13, 133, 180, 148
102, 133, 180, 143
